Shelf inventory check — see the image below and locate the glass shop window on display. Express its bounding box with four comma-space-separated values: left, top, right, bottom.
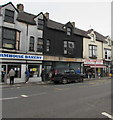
8, 65, 21, 78
28, 65, 40, 77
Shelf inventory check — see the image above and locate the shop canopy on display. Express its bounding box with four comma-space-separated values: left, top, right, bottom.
84, 64, 106, 68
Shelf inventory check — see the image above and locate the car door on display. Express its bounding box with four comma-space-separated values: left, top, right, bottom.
68, 70, 75, 82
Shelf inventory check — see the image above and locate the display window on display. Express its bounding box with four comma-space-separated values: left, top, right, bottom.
1, 65, 7, 82
28, 65, 40, 77
8, 65, 21, 78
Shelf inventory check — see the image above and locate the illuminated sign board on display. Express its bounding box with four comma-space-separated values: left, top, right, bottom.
0, 53, 43, 60
83, 59, 103, 65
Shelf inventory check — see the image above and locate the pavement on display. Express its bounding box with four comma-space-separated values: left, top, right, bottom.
0, 77, 112, 88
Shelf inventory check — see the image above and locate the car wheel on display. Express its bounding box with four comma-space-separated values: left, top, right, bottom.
75, 79, 78, 83
79, 78, 83, 82
54, 81, 59, 84
62, 78, 68, 84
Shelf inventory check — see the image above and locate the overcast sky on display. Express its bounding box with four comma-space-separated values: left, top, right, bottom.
0, 0, 112, 37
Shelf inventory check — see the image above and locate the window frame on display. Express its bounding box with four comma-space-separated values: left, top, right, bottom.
4, 9, 14, 23
64, 40, 75, 55
2, 27, 16, 49
46, 39, 50, 52
67, 27, 71, 36
37, 38, 43, 52
29, 36, 35, 51
91, 34, 95, 42
104, 49, 111, 60
89, 45, 97, 58
108, 39, 111, 46
38, 18, 44, 30
16, 31, 20, 50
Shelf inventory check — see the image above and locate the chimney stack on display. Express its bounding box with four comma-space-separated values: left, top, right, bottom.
71, 22, 75, 27
44, 12, 49, 19
17, 4, 24, 12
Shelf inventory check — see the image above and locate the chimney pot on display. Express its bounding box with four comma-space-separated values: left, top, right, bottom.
71, 22, 75, 27
44, 12, 49, 19
17, 4, 24, 12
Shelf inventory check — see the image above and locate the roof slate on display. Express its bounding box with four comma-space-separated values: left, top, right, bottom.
94, 31, 107, 43
17, 12, 36, 25
47, 20, 89, 38
87, 29, 107, 43
1, 2, 109, 40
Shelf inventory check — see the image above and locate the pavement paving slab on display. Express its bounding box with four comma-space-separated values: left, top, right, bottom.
0, 77, 112, 88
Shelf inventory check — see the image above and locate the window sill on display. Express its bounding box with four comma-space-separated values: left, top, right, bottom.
4, 20, 15, 24
1, 48, 21, 52
89, 56, 97, 59
28, 51, 43, 54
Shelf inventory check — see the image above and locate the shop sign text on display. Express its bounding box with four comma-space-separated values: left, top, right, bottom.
0, 53, 43, 60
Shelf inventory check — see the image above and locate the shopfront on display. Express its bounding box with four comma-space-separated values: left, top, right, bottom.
43, 56, 83, 80
83, 59, 106, 78
0, 53, 43, 83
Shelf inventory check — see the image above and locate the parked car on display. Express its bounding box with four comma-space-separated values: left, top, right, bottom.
51, 69, 84, 84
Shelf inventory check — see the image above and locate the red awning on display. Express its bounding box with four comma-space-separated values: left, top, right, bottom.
84, 64, 106, 68
90, 65, 106, 68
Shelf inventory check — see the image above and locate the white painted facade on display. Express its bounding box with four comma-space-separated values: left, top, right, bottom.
83, 29, 112, 76
0, 3, 44, 83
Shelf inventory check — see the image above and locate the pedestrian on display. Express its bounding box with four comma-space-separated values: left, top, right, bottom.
76, 68, 81, 74
41, 68, 45, 81
49, 68, 55, 81
25, 69, 30, 83
8, 68, 15, 85
2, 70, 6, 82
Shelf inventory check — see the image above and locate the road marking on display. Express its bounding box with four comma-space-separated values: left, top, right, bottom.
54, 88, 70, 91
102, 112, 113, 119
43, 85, 48, 88
89, 82, 95, 84
1, 92, 47, 101
27, 92, 47, 97
21, 95, 28, 98
17, 87, 20, 89
0, 97, 19, 100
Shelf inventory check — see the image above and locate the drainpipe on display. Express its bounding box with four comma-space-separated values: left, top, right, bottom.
26, 24, 29, 70
94, 60, 97, 78
102, 42, 104, 77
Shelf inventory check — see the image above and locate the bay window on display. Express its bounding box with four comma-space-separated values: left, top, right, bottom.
2, 28, 20, 50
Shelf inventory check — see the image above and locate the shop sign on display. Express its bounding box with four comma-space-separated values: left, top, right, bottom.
83, 59, 103, 65
0, 53, 43, 60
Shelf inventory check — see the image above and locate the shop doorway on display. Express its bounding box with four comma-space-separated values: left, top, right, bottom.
1, 65, 7, 82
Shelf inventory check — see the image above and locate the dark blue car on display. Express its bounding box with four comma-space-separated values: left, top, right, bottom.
51, 69, 84, 84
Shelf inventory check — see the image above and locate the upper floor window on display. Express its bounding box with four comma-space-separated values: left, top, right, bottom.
29, 36, 34, 51
91, 34, 95, 42
64, 41, 74, 55
104, 49, 111, 60
64, 41, 68, 54
16, 31, 20, 50
38, 19, 44, 30
2, 28, 20, 50
37, 38, 43, 52
46, 39, 50, 52
108, 39, 111, 46
89, 45, 97, 58
4, 9, 14, 23
67, 27, 71, 36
